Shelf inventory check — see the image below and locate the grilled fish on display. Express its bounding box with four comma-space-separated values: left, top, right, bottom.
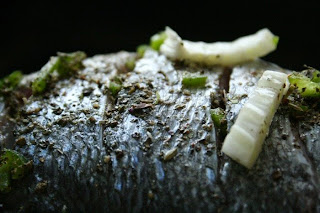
0, 50, 319, 212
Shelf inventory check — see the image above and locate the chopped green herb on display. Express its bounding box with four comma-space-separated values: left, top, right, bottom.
137, 44, 149, 58
300, 104, 309, 111
0, 166, 10, 193
32, 57, 60, 94
311, 70, 320, 83
155, 91, 162, 104
210, 107, 227, 136
150, 31, 167, 51
182, 76, 207, 88
288, 72, 320, 97
210, 107, 225, 128
57, 51, 86, 77
288, 102, 309, 112
0, 149, 32, 193
109, 81, 122, 96
113, 76, 122, 85
273, 36, 279, 46
0, 71, 23, 91
125, 59, 136, 71
32, 51, 86, 94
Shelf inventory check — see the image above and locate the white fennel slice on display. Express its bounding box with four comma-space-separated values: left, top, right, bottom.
160, 27, 279, 66
221, 70, 290, 169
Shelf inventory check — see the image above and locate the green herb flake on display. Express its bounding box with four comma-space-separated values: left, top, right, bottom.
112, 76, 123, 85
150, 31, 167, 51
32, 57, 60, 94
311, 70, 320, 83
0, 71, 23, 91
57, 51, 87, 77
288, 72, 320, 97
137, 44, 149, 58
210, 107, 227, 136
155, 91, 162, 104
288, 102, 309, 112
125, 59, 136, 71
182, 76, 207, 88
273, 36, 279, 46
0, 149, 32, 193
210, 108, 225, 128
109, 81, 122, 96
32, 51, 86, 94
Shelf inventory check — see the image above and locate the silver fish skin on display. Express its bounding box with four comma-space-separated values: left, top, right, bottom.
1, 50, 319, 212
2, 50, 223, 212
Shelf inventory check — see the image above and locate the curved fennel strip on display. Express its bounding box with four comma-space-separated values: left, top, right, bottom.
222, 71, 289, 169
160, 27, 278, 66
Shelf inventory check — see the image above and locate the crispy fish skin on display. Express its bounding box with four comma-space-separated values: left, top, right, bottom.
0, 50, 320, 212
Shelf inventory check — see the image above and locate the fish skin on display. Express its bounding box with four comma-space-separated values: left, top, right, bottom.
0, 97, 15, 150
299, 123, 320, 177
1, 52, 135, 212
0, 50, 320, 212
1, 50, 224, 212
102, 50, 224, 212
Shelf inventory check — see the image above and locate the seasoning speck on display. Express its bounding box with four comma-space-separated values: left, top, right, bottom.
115, 149, 124, 159
89, 116, 96, 123
35, 181, 48, 193
92, 103, 100, 109
272, 168, 282, 180
132, 132, 141, 139
163, 147, 178, 161
182, 89, 191, 96
104, 155, 111, 164
16, 137, 26, 146
82, 87, 94, 96
148, 190, 154, 200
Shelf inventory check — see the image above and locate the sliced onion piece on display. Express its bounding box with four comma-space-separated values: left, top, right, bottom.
221, 70, 289, 169
160, 27, 279, 66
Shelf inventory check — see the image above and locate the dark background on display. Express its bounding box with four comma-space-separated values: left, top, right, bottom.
1, 1, 319, 77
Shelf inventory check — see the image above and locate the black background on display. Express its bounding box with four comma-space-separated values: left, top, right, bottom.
1, 1, 319, 77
